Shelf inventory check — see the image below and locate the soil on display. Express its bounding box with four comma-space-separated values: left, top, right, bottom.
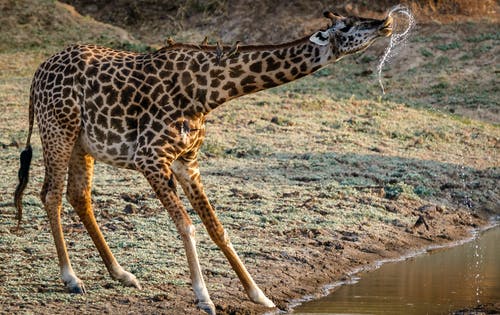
452, 303, 500, 315
0, 1, 499, 315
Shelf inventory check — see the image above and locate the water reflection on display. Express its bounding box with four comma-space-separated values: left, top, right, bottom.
294, 226, 499, 315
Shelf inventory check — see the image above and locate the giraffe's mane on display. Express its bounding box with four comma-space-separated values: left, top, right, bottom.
154, 35, 313, 54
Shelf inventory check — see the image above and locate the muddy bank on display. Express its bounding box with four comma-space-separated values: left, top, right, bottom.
0, 191, 489, 314
227, 208, 489, 315
452, 303, 500, 315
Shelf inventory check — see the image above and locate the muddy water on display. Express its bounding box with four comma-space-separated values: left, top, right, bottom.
294, 225, 499, 315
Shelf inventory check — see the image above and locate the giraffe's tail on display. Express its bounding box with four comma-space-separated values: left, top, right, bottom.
14, 95, 34, 229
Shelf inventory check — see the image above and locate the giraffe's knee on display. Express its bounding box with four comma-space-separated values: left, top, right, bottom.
180, 224, 197, 241
210, 227, 230, 248
185, 224, 196, 237
41, 182, 63, 207
179, 224, 199, 247
41, 187, 65, 220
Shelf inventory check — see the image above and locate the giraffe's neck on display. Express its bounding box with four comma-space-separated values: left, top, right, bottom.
155, 36, 332, 114
206, 38, 332, 110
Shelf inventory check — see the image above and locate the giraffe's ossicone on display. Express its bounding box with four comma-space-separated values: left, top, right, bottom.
14, 9, 393, 315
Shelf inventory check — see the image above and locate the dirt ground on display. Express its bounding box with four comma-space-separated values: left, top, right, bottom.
0, 1, 499, 314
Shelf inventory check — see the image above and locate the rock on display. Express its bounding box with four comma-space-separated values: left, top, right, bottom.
123, 204, 136, 214
385, 204, 398, 213
340, 231, 359, 242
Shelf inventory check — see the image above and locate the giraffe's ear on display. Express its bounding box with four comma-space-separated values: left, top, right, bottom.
309, 31, 330, 46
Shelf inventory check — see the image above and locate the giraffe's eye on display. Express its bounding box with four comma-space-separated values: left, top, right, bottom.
339, 25, 351, 33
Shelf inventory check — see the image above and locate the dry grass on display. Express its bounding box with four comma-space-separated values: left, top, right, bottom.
402, 0, 499, 22
334, 0, 499, 17
0, 0, 137, 53
409, 0, 498, 16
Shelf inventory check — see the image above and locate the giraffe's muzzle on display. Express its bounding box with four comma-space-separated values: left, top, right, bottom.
378, 16, 393, 37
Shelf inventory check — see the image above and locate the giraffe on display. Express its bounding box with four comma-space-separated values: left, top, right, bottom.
14, 10, 393, 314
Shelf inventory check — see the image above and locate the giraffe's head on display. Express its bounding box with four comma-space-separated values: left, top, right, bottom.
310, 11, 393, 59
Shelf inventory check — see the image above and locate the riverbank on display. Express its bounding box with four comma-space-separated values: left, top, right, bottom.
453, 303, 500, 315
254, 210, 492, 315
0, 184, 492, 314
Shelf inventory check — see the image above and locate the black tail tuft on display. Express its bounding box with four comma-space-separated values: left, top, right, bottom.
14, 145, 33, 228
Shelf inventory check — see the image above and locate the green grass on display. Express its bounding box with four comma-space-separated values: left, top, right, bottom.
115, 41, 155, 53
466, 32, 500, 43
435, 41, 462, 51
419, 48, 434, 57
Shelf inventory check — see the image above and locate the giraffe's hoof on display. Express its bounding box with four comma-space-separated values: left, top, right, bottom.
116, 271, 142, 290
197, 300, 216, 315
249, 288, 275, 308
256, 295, 276, 308
66, 279, 86, 294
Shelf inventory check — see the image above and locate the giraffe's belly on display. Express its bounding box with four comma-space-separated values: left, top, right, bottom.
78, 129, 137, 170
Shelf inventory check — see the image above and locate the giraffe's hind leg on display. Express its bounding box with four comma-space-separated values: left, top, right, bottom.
66, 143, 141, 289
40, 133, 85, 293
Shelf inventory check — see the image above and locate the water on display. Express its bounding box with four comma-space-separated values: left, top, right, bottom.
377, 5, 415, 94
294, 225, 500, 315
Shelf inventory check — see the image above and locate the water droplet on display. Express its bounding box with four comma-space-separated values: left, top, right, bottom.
471, 235, 484, 306
377, 5, 415, 94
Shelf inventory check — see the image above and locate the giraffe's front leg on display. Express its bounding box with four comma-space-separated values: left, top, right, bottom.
171, 159, 276, 309
137, 156, 215, 314
182, 224, 216, 315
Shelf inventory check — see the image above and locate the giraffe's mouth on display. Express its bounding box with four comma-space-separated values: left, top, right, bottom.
378, 16, 393, 37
